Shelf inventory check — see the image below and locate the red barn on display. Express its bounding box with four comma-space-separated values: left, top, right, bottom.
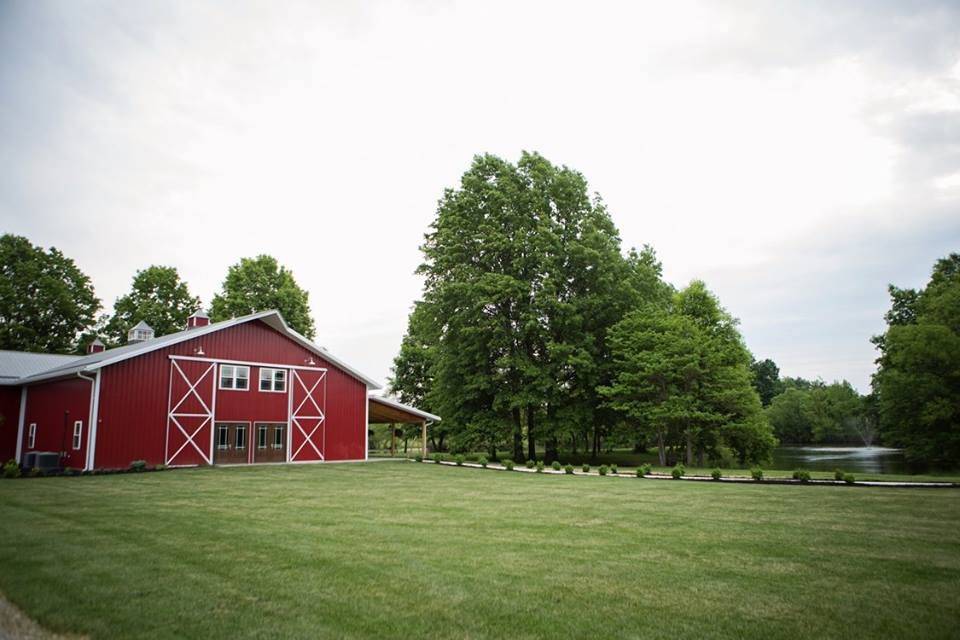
0, 310, 435, 471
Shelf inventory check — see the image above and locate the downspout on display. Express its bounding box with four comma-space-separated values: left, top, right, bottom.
77, 371, 101, 472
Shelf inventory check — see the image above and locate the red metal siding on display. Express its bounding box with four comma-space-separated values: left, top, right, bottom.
95, 320, 368, 468
0, 387, 22, 462
22, 378, 92, 469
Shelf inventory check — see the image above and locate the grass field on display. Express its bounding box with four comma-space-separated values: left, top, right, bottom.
0, 462, 958, 639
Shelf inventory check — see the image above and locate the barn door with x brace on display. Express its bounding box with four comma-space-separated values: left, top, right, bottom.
288, 368, 326, 462
165, 359, 215, 466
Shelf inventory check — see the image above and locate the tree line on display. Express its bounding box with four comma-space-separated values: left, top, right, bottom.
0, 234, 316, 353
391, 152, 959, 469
390, 152, 776, 466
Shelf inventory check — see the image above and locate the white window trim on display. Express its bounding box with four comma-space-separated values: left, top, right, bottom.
259, 368, 287, 393
72, 420, 83, 450
256, 425, 268, 449
218, 364, 250, 391
216, 425, 230, 449
27, 423, 36, 449
235, 425, 247, 450
273, 425, 285, 449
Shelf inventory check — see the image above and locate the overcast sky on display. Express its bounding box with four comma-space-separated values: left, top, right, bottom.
2, 1, 959, 392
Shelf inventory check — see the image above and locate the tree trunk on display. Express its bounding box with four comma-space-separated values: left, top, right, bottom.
545, 437, 558, 464
512, 407, 523, 461
526, 406, 536, 461
697, 449, 704, 467
657, 430, 666, 466
685, 431, 694, 466
592, 427, 600, 460
489, 443, 498, 462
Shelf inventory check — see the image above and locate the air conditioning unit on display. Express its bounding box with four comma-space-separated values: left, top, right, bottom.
22, 452, 38, 469
34, 452, 60, 472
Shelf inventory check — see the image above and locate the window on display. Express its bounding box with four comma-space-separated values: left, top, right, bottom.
257, 425, 267, 449
217, 425, 230, 449
235, 425, 246, 450
273, 426, 284, 449
72, 421, 83, 450
219, 364, 249, 390
259, 368, 286, 392
27, 423, 36, 448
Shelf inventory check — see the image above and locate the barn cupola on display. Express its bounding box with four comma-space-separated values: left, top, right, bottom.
187, 310, 210, 329
87, 338, 105, 354
127, 320, 155, 344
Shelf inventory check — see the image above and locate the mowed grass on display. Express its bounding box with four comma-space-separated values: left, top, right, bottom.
0, 463, 958, 639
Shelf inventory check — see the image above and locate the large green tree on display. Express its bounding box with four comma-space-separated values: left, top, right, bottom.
105, 265, 201, 344
0, 234, 100, 353
600, 281, 775, 466
412, 152, 667, 459
873, 253, 960, 465
210, 255, 315, 339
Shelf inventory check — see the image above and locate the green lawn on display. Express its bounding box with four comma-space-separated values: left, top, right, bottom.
0, 462, 958, 639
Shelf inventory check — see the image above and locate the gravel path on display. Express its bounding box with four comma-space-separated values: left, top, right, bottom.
0, 595, 84, 640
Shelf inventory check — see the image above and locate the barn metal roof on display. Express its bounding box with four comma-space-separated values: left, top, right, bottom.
0, 351, 82, 384
368, 394, 441, 422
11, 310, 381, 389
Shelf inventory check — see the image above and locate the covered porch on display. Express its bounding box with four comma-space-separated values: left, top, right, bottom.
367, 395, 440, 457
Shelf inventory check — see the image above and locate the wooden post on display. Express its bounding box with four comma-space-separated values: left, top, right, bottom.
421, 420, 428, 456
390, 423, 396, 457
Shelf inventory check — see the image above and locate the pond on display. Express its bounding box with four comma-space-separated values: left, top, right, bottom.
771, 446, 908, 474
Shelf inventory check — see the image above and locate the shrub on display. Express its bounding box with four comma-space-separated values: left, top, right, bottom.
432, 453, 442, 464
599, 465, 609, 476
582, 464, 590, 473
63, 467, 78, 476
503, 459, 515, 471
640, 463, 652, 476
834, 468, 844, 481
535, 461, 544, 473
478, 456, 488, 468
525, 459, 536, 469
671, 464, 685, 480
130, 460, 147, 472
751, 467, 764, 481
155, 464, 168, 471
636, 467, 644, 478
711, 468, 722, 481
464, 453, 479, 462
844, 473, 856, 484
610, 464, 618, 475
551, 461, 562, 471
792, 469, 811, 483
3, 459, 20, 479
414, 454, 423, 462
28, 467, 42, 478
455, 454, 465, 466
564, 464, 574, 474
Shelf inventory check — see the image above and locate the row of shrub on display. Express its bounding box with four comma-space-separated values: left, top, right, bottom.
415, 455, 859, 485
2, 458, 168, 479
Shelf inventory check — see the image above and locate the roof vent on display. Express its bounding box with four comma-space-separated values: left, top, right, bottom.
187, 310, 210, 329
87, 338, 105, 354
127, 320, 155, 344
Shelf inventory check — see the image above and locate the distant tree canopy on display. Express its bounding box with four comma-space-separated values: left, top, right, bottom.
104, 265, 201, 345
210, 255, 315, 339
872, 253, 960, 466
0, 234, 100, 353
750, 358, 783, 407
392, 152, 773, 464
765, 380, 871, 445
